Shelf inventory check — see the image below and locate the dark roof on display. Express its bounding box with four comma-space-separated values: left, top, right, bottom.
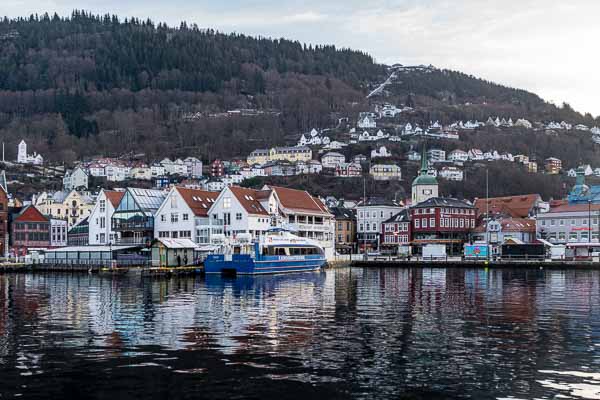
358, 197, 400, 207
383, 209, 411, 224
413, 197, 473, 209
329, 207, 355, 220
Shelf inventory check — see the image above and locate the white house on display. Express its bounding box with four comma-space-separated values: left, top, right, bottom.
50, 218, 68, 247
438, 166, 464, 181
468, 149, 485, 161
427, 149, 446, 162
151, 163, 166, 177
371, 146, 391, 158
63, 167, 89, 190
17, 140, 44, 165
208, 186, 272, 240
154, 187, 221, 244
358, 131, 376, 142
567, 168, 577, 178
448, 150, 469, 163
515, 119, 533, 129
407, 150, 421, 161
183, 157, 203, 178
321, 152, 346, 168
358, 115, 376, 129
297, 160, 323, 174
88, 190, 125, 245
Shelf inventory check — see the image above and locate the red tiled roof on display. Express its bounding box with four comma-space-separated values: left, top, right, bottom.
229, 186, 269, 216
474, 194, 541, 218
104, 190, 125, 208
268, 186, 331, 216
176, 187, 220, 217
15, 205, 48, 223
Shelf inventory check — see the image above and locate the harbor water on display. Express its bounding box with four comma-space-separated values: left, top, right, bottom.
2, 267, 600, 399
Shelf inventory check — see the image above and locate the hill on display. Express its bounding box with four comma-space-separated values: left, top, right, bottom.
1, 11, 600, 202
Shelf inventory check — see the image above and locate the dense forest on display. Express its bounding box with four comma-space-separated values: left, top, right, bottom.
0, 11, 383, 161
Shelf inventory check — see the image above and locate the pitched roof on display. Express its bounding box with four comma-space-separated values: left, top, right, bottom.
104, 190, 125, 208
228, 186, 269, 216
474, 194, 541, 218
176, 187, 219, 217
14, 205, 48, 223
383, 209, 411, 224
329, 207, 355, 220
269, 186, 331, 216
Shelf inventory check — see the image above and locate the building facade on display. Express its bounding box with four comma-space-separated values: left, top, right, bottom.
410, 197, 476, 255
88, 190, 125, 245
11, 206, 50, 252
381, 210, 411, 251
330, 207, 357, 254
356, 198, 404, 251
370, 164, 401, 181
154, 187, 221, 244
111, 188, 167, 245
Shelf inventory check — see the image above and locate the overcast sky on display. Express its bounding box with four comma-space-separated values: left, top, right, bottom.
4, 0, 600, 117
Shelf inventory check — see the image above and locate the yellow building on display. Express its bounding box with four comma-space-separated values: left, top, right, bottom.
247, 146, 312, 165
35, 190, 96, 228
370, 164, 402, 181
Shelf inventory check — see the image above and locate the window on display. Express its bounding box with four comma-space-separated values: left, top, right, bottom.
415, 219, 420, 228
172, 231, 179, 238
569, 232, 578, 241
100, 217, 105, 229
584, 219, 589, 226
581, 232, 589, 242
359, 224, 364, 231
422, 219, 427, 228
180, 231, 191, 238
551, 219, 556, 226
571, 219, 576, 226
183, 214, 189, 221
430, 218, 435, 228
99, 200, 106, 213
171, 213, 179, 223
161, 215, 166, 222
460, 219, 464, 228
559, 219, 564, 226
236, 213, 242, 221
224, 197, 231, 209
559, 232, 566, 241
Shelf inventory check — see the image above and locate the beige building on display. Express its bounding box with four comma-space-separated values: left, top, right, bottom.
35, 190, 96, 228
544, 157, 562, 175
247, 146, 312, 165
370, 164, 402, 181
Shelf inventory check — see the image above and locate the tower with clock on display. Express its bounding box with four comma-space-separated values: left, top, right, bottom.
411, 145, 439, 205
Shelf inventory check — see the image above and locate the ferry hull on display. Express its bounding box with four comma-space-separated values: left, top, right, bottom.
204, 254, 326, 275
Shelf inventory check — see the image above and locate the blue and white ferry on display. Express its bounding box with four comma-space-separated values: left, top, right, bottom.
204, 229, 326, 275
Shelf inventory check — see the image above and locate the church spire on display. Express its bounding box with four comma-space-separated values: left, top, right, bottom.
420, 143, 428, 174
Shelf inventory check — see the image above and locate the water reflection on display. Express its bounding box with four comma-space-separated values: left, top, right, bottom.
1, 268, 600, 399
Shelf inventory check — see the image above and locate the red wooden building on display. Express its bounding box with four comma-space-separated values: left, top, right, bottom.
410, 197, 476, 255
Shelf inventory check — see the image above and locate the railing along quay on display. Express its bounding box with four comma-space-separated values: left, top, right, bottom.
350, 256, 600, 269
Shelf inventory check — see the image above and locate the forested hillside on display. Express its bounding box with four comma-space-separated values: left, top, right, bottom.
0, 11, 383, 161
0, 11, 597, 169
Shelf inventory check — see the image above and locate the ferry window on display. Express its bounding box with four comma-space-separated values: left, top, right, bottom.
276, 248, 286, 256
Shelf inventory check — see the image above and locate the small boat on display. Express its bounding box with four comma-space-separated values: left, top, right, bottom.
204, 229, 326, 275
